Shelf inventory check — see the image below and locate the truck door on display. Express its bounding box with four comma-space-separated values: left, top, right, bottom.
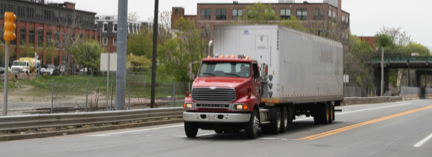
252, 63, 261, 100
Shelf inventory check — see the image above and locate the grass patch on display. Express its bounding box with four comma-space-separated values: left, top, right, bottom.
1, 72, 191, 99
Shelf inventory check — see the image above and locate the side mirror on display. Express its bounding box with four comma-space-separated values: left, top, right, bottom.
187, 63, 195, 79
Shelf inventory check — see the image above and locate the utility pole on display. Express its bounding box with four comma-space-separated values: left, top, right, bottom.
115, 0, 128, 110
3, 12, 17, 116
151, 0, 159, 108
381, 47, 384, 96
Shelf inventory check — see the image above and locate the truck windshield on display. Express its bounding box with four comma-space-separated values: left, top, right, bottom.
12, 62, 26, 66
199, 62, 251, 78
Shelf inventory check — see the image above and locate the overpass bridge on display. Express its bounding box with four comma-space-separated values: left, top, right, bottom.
369, 55, 432, 95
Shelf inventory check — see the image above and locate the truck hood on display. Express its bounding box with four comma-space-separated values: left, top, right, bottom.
193, 77, 249, 88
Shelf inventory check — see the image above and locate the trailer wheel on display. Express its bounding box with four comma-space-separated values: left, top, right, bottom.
269, 106, 281, 134
245, 110, 259, 139
184, 122, 198, 138
314, 103, 329, 124
280, 106, 288, 133
328, 103, 334, 124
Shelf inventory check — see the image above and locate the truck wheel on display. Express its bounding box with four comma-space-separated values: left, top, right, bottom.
280, 106, 288, 133
184, 122, 198, 138
269, 106, 281, 134
261, 125, 270, 134
328, 104, 334, 124
314, 103, 329, 124
245, 110, 259, 139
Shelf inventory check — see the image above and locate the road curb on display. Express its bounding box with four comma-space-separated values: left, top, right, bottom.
0, 119, 184, 142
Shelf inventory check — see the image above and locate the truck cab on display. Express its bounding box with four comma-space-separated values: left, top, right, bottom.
11, 58, 40, 74
183, 55, 263, 138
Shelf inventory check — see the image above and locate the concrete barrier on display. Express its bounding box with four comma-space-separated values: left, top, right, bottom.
343, 96, 402, 105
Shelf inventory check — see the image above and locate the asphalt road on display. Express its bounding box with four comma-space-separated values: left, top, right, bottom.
1, 99, 432, 157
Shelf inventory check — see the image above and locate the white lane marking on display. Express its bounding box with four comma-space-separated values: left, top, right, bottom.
414, 132, 432, 148
90, 102, 413, 136
174, 133, 215, 138
336, 103, 411, 115
294, 102, 411, 122
90, 125, 183, 137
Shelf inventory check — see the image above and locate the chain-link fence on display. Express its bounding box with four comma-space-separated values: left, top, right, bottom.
0, 72, 191, 115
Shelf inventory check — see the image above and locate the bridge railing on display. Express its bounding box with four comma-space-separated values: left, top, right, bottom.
371, 56, 432, 62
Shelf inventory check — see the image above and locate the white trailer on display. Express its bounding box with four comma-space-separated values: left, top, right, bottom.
214, 25, 343, 104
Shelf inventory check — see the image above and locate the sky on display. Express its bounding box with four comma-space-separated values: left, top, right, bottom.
48, 0, 432, 48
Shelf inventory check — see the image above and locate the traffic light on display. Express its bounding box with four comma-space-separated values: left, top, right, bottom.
4, 12, 17, 43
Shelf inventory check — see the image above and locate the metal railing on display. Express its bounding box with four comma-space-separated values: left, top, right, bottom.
0, 107, 184, 132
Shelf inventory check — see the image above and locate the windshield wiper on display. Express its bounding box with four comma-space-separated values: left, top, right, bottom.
225, 73, 241, 77
201, 73, 216, 76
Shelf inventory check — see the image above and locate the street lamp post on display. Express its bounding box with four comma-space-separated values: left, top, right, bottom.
381, 47, 384, 96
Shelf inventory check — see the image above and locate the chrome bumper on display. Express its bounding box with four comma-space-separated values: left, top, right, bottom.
183, 112, 250, 123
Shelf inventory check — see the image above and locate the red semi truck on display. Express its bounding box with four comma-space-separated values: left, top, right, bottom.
183, 25, 343, 139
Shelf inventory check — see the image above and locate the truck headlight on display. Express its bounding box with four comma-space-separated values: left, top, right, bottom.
234, 104, 248, 110
184, 103, 193, 109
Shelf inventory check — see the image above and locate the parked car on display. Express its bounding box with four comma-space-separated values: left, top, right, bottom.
41, 64, 55, 75
0, 67, 5, 74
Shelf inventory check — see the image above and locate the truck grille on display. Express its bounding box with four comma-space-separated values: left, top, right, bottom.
192, 88, 236, 102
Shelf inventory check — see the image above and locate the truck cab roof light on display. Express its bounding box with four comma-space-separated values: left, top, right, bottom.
231, 55, 235, 58
207, 56, 211, 58
221, 55, 224, 58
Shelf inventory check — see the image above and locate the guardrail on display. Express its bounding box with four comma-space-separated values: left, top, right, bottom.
0, 108, 184, 132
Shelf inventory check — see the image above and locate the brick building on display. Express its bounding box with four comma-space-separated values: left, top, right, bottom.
94, 15, 152, 53
172, 0, 350, 44
0, 0, 97, 66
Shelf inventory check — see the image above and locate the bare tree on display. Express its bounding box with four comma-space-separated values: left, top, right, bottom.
51, 10, 84, 75
128, 12, 140, 21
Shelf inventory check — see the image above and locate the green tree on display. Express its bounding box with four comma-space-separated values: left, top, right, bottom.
43, 40, 57, 64
243, 3, 277, 24
280, 16, 308, 32
71, 39, 105, 72
406, 42, 430, 56
344, 35, 374, 87
20, 43, 36, 57
126, 55, 151, 72
157, 17, 207, 81
127, 29, 153, 58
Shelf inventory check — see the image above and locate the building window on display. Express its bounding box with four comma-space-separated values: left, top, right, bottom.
113, 38, 117, 46
20, 27, 26, 45
296, 9, 307, 20
113, 24, 118, 32
328, 10, 332, 17
216, 9, 226, 20
60, 13, 66, 23
54, 32, 59, 47
46, 30, 52, 44
103, 24, 108, 32
102, 38, 108, 46
313, 9, 324, 20
37, 29, 43, 47
94, 23, 98, 30
232, 9, 243, 20
27, 7, 34, 18
0, 4, 4, 16
29, 28, 35, 45
53, 11, 59, 22
128, 24, 130, 33
0, 25, 3, 43
201, 9, 211, 20
18, 6, 25, 18
44, 10, 51, 21
62, 32, 66, 47
280, 9, 291, 19
36, 9, 43, 20
332, 11, 337, 22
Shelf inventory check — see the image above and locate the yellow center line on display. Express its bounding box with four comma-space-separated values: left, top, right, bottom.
299, 105, 432, 141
